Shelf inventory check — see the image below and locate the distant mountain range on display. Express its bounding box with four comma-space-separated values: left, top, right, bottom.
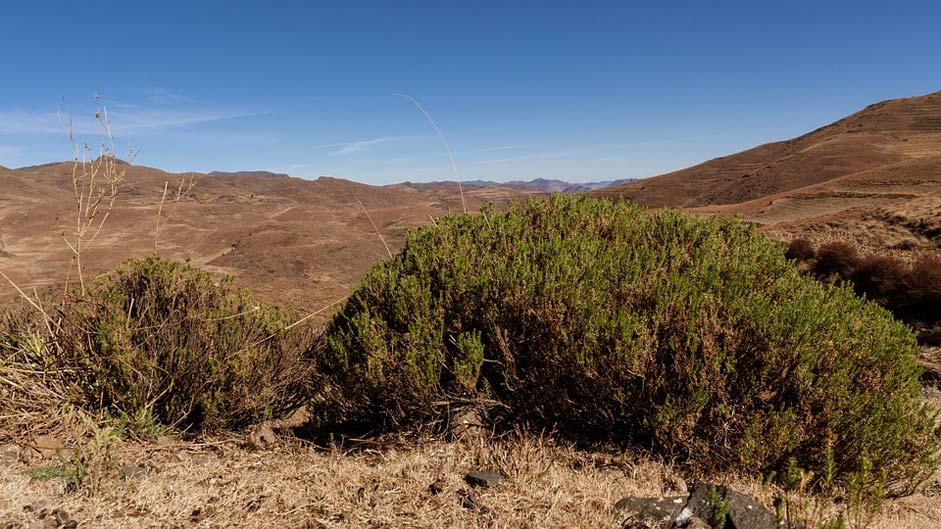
406, 177, 638, 193
208, 170, 291, 179
4, 90, 939, 313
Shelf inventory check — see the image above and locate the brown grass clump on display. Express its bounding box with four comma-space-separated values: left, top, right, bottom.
0, 317, 76, 441
785, 238, 817, 262
789, 239, 941, 345
813, 241, 861, 279
900, 254, 941, 326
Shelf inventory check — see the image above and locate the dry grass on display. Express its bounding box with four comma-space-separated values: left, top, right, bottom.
0, 437, 673, 529
1, 435, 939, 529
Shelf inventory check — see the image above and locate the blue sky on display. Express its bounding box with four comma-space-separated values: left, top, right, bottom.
1, 1, 939, 184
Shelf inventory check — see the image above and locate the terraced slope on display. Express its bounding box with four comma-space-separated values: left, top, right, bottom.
596, 91, 941, 253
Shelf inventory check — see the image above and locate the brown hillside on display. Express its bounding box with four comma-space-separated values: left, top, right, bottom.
596, 91, 941, 254
0, 163, 541, 321
596, 90, 941, 207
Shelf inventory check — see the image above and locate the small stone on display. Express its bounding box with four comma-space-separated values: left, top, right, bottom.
669, 475, 689, 494
1, 444, 21, 463
119, 464, 147, 480
62, 522, 78, 529
464, 471, 504, 488
31, 436, 64, 458
247, 423, 278, 450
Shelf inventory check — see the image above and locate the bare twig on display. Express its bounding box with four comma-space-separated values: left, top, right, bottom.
354, 194, 393, 259
394, 93, 466, 214
154, 181, 169, 255
55, 94, 133, 294
247, 296, 348, 349
155, 173, 198, 256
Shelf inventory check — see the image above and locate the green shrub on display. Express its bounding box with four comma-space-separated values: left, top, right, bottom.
9, 257, 315, 432
321, 195, 939, 489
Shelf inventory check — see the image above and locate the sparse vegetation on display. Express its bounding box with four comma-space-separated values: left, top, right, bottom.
787, 239, 941, 345
706, 486, 730, 529
321, 195, 939, 492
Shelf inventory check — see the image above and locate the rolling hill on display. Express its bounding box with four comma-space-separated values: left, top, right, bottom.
4, 91, 940, 317
0, 162, 541, 320
596, 90, 941, 253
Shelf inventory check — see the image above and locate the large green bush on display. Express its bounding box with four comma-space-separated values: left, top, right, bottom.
21, 257, 314, 432
322, 195, 939, 488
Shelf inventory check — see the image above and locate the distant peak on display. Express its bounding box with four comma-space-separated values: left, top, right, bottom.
209, 170, 290, 179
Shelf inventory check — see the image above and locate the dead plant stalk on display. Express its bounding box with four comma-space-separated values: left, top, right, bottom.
56, 94, 134, 295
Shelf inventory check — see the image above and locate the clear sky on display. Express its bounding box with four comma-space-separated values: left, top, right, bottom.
1, 1, 939, 184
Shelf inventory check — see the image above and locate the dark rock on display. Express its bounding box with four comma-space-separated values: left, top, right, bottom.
681, 482, 778, 529
723, 488, 779, 529
613, 495, 688, 522
464, 470, 504, 488
62, 523, 77, 529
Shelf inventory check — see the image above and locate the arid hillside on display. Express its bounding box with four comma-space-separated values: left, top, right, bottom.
596, 91, 941, 254
0, 162, 540, 319
4, 92, 941, 317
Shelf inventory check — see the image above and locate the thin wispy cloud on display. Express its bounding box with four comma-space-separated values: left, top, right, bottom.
0, 145, 25, 163
473, 135, 726, 166
137, 86, 189, 105
370, 144, 528, 166
0, 106, 264, 136
314, 136, 401, 156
